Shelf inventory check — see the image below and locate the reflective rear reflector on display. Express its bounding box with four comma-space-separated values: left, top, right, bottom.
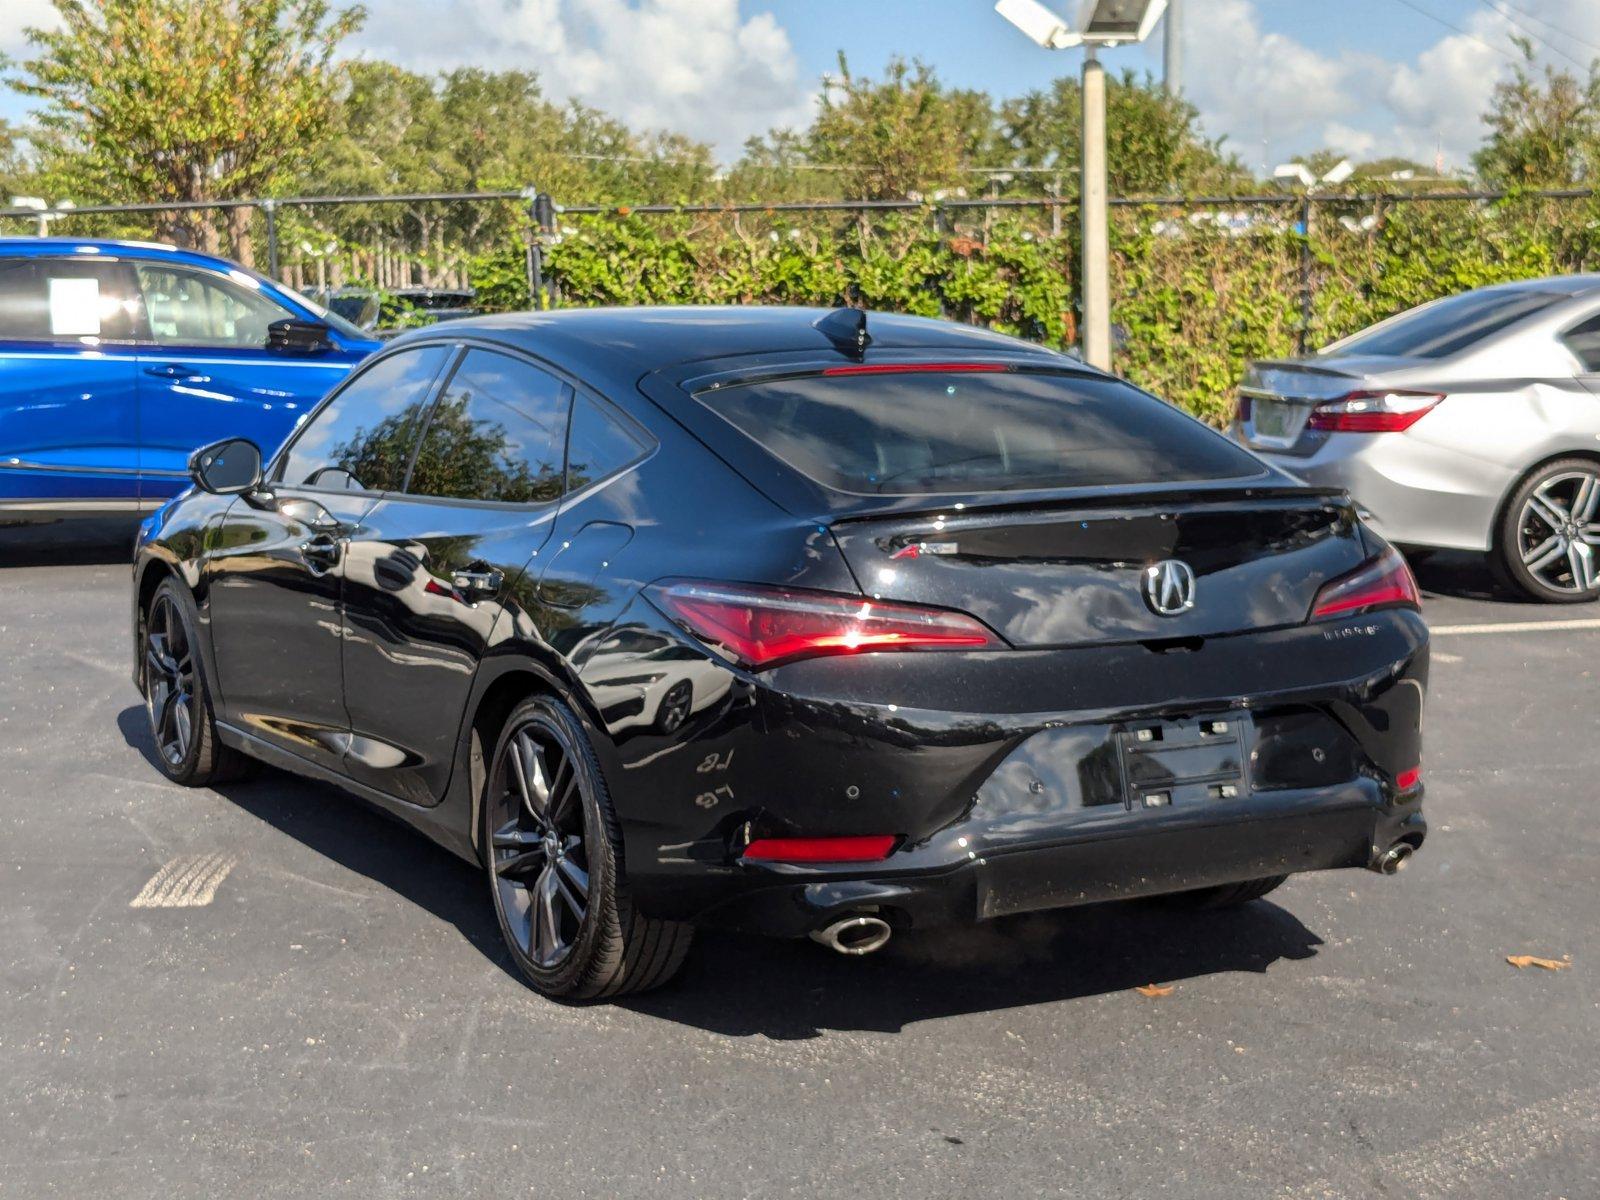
1396, 766, 1422, 791
742, 835, 898, 863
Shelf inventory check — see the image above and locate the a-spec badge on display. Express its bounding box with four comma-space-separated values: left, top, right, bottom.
1142, 559, 1197, 616
888, 541, 958, 560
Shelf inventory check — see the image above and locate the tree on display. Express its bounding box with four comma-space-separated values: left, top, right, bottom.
1474, 39, 1600, 188
12, 0, 362, 259
803, 55, 992, 200
998, 69, 1243, 196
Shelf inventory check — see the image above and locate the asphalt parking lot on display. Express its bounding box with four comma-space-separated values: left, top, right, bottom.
2, 520, 1597, 1199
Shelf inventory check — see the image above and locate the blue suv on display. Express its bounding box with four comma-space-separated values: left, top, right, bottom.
0, 238, 381, 523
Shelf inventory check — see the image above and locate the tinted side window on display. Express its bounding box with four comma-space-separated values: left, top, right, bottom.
0, 258, 141, 343
406, 350, 569, 504
566, 393, 652, 491
277, 346, 452, 491
1561, 313, 1600, 372
135, 264, 291, 349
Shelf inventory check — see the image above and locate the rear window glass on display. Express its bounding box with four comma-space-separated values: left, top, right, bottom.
696, 369, 1262, 496
1322, 289, 1559, 360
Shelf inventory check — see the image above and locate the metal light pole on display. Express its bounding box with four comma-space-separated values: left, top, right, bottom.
1080, 49, 1111, 369
994, 0, 1167, 371
1163, 0, 1182, 96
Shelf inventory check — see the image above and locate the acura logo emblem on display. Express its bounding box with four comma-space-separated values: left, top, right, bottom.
1142, 559, 1196, 616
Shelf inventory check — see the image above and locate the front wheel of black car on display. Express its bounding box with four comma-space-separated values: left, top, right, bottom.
141, 579, 245, 786
483, 695, 693, 1000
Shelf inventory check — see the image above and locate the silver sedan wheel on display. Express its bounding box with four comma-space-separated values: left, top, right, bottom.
1517, 470, 1600, 594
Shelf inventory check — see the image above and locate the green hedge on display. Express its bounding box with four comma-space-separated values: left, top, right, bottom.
468, 196, 1594, 426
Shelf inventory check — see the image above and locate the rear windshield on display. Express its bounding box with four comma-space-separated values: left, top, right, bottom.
695, 368, 1263, 495
1321, 288, 1559, 360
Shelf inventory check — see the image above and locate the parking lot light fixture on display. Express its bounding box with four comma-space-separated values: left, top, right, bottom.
993, 0, 1167, 370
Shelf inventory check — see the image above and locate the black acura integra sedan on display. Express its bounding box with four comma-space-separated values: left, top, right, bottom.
132, 307, 1427, 999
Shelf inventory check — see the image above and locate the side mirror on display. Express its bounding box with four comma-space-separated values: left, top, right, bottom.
267, 318, 333, 355
189, 438, 263, 495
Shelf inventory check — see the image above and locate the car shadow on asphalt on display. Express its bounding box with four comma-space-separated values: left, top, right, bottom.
118, 704, 1325, 1035
1408, 549, 1524, 604
629, 901, 1321, 1038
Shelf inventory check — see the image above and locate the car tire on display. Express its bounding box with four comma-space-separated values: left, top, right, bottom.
141, 579, 248, 787
482, 694, 693, 1000
1494, 458, 1600, 603
1163, 875, 1287, 910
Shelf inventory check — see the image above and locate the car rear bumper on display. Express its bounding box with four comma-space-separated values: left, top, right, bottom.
595, 604, 1429, 937
1237, 427, 1507, 551
694, 778, 1423, 936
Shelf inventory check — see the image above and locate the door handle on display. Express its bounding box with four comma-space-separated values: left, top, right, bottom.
301, 533, 342, 571
451, 566, 504, 597
144, 363, 206, 381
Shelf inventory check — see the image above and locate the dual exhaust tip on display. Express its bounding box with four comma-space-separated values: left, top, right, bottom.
1376, 842, 1415, 875
810, 913, 893, 956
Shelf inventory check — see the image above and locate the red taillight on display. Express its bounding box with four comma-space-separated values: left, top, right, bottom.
1309, 547, 1421, 620
819, 362, 1010, 376
1306, 390, 1443, 433
742, 835, 897, 863
648, 579, 1005, 670
1235, 393, 1252, 423
1395, 766, 1422, 791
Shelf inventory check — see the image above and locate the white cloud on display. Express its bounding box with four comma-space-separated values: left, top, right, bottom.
1, 0, 61, 56
351, 0, 814, 160
1181, 0, 1600, 175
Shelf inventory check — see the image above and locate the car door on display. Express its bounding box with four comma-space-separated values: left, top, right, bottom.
338, 346, 571, 804
0, 254, 146, 512
203, 344, 453, 771
131, 261, 357, 505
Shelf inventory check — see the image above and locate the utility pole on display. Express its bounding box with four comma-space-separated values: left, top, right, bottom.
1080, 48, 1110, 370
1163, 0, 1182, 96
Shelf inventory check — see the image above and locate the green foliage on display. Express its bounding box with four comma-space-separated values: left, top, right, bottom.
14, 0, 361, 254
803, 55, 991, 200
998, 70, 1245, 196
1475, 39, 1600, 189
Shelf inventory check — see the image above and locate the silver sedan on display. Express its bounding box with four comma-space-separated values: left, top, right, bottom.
1233, 275, 1600, 602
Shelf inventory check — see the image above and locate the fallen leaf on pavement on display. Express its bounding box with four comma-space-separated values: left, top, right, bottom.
1135, 983, 1175, 997
1506, 954, 1572, 971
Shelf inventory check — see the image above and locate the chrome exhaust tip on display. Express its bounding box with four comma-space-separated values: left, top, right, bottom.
1376, 843, 1414, 875
809, 914, 893, 956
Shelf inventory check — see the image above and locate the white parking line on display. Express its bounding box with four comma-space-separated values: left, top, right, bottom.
1430, 617, 1600, 636
129, 853, 237, 908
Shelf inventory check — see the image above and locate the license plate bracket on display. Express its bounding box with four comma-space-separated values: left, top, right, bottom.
1116, 713, 1251, 810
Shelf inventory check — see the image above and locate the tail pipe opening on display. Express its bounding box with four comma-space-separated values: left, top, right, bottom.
810, 914, 893, 956
1374, 842, 1415, 875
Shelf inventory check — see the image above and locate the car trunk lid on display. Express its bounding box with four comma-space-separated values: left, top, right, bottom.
829, 487, 1367, 648
1238, 356, 1426, 455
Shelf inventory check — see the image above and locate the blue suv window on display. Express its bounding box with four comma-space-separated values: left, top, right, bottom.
0, 257, 143, 343
135, 263, 291, 349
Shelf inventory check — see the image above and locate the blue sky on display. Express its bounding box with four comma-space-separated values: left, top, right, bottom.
5, 0, 1598, 176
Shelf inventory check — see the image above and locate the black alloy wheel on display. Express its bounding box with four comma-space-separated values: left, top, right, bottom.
483, 695, 692, 999
141, 579, 244, 786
